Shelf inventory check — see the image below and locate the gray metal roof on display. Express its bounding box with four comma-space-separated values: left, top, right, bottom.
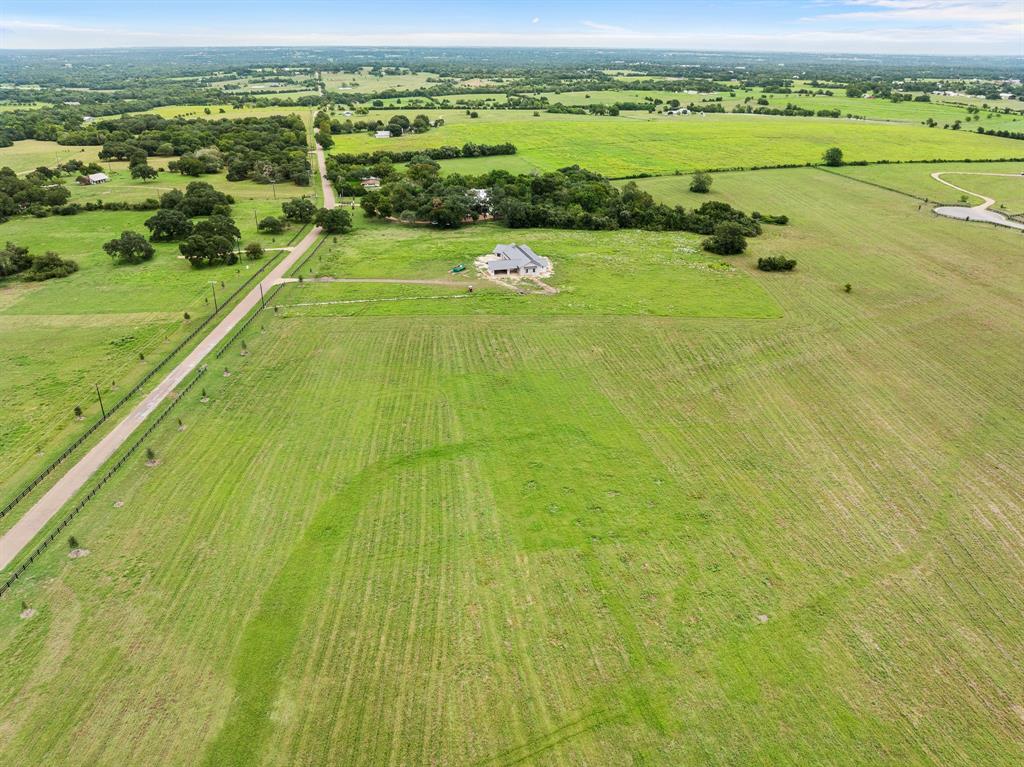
487, 244, 550, 272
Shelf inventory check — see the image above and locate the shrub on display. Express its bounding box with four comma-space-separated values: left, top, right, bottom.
23, 252, 78, 281
822, 147, 844, 167
257, 216, 285, 234
757, 255, 797, 271
244, 242, 264, 260
702, 222, 747, 255
689, 170, 713, 193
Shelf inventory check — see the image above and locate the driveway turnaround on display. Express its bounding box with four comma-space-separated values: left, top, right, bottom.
0, 136, 335, 573
931, 172, 1024, 231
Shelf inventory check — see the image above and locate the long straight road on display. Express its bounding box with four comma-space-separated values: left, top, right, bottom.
0, 135, 334, 572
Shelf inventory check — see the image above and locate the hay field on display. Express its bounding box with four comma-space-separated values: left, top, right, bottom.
1, 167, 1021, 765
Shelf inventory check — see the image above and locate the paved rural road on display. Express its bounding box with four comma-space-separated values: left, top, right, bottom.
0, 136, 334, 572
931, 171, 1024, 231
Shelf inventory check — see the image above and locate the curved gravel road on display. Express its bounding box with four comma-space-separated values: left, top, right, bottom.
931, 171, 1024, 231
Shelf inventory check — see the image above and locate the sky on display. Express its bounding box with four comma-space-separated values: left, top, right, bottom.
0, 1, 1021, 56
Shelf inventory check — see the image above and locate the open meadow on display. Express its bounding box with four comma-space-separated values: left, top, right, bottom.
0, 145, 316, 508
0, 139, 106, 174
1, 161, 1022, 765
329, 110, 1024, 176
2, 39, 1024, 767
826, 161, 1024, 211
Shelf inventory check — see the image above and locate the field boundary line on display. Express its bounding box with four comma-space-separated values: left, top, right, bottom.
812, 166, 930, 201
0, 139, 333, 574
0, 367, 207, 598
215, 283, 286, 358
607, 156, 1024, 182
278, 293, 474, 309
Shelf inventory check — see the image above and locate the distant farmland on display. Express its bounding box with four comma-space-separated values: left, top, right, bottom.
328, 110, 1024, 176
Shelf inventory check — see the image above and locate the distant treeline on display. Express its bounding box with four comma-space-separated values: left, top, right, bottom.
326, 143, 516, 197
357, 159, 771, 239
332, 143, 516, 166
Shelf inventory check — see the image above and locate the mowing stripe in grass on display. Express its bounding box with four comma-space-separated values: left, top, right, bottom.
199, 439, 483, 767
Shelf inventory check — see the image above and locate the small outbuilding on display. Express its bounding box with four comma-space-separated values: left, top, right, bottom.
374, 130, 392, 139
486, 244, 551, 276
360, 176, 381, 190
77, 172, 109, 185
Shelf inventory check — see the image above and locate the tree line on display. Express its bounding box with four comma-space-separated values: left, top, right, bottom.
357, 160, 786, 256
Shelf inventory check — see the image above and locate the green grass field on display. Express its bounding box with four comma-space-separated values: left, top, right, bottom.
826, 162, 1024, 211
299, 220, 780, 319
1, 163, 1022, 765
0, 164, 314, 507
107, 104, 313, 130
329, 111, 1024, 177
0, 140, 106, 174
323, 68, 439, 95
432, 154, 544, 175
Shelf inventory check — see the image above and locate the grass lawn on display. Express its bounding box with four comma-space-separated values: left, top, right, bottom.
300, 220, 780, 319
1, 164, 1021, 765
0, 140, 106, 174
329, 111, 1024, 177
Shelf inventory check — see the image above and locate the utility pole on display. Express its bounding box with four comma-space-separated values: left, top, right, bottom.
259, 282, 265, 310
210, 282, 219, 312
95, 383, 106, 420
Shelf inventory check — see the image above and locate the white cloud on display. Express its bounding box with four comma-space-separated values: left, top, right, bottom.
0, 6, 1018, 55
808, 0, 1023, 23
532, 17, 540, 24
582, 20, 632, 33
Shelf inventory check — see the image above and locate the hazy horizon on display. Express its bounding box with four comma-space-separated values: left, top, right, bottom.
2, 0, 1022, 56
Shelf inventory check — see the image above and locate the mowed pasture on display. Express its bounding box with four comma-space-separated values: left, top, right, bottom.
1, 166, 1022, 765
297, 220, 780, 319
827, 161, 1024, 211
0, 139, 106, 174
329, 110, 1024, 176
0, 154, 315, 508
117, 104, 314, 129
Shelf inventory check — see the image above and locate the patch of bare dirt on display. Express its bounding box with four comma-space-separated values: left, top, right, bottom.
113, 500, 124, 508
67, 548, 90, 559
20, 608, 37, 620
145, 459, 161, 468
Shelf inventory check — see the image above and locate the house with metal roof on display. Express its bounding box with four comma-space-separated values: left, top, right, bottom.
486, 244, 551, 276
76, 172, 109, 185
374, 130, 392, 139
